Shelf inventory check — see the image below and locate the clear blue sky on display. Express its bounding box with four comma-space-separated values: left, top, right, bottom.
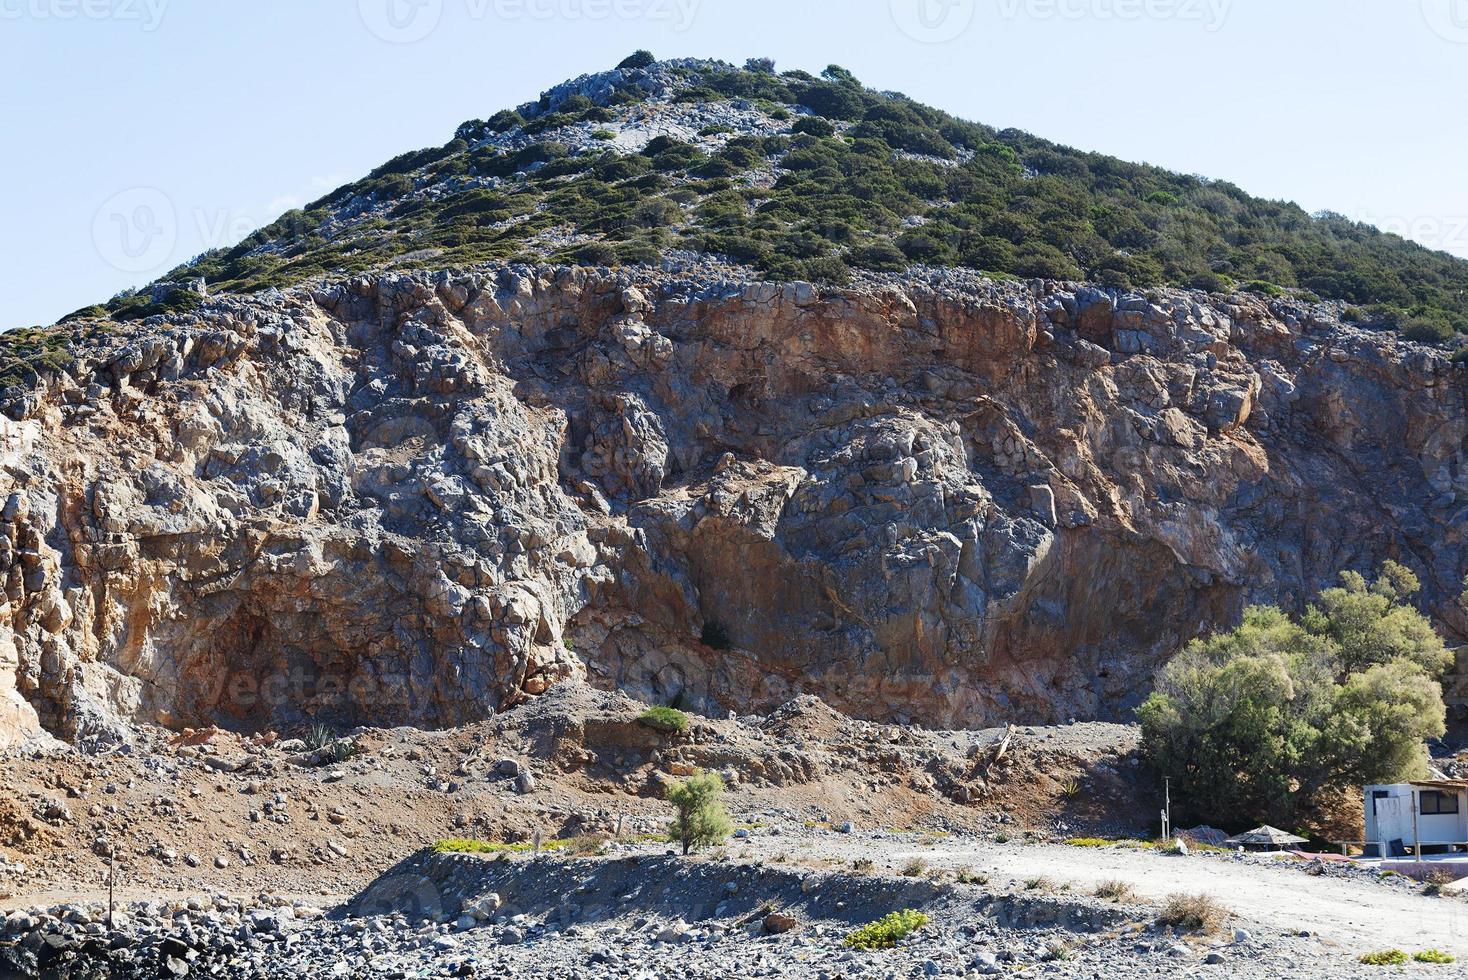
3, 0, 1467, 328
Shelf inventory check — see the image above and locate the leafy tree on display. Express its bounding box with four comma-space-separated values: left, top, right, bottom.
666, 770, 733, 855
1139, 565, 1450, 827
1301, 562, 1451, 677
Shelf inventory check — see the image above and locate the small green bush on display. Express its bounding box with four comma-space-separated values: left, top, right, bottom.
791, 116, 835, 138
637, 706, 690, 734
665, 770, 733, 855
616, 50, 656, 71
1402, 315, 1454, 345
1415, 949, 1455, 964
590, 129, 616, 141
844, 909, 930, 950
1359, 950, 1409, 966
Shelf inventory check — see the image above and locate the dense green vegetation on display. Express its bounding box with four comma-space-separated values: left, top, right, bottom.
636, 705, 690, 734
1138, 563, 1455, 828
115, 57, 1467, 342
843, 910, 931, 950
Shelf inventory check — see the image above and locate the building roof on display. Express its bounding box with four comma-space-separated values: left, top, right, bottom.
1223, 825, 1309, 847
1409, 781, 1468, 791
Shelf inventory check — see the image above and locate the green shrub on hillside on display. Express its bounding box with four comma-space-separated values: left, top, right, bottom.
637, 706, 690, 734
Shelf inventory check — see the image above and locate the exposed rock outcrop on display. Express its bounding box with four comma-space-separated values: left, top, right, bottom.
0, 265, 1463, 745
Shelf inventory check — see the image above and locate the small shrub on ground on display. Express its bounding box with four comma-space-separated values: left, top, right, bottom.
954, 867, 987, 885
901, 857, 928, 877
637, 705, 690, 734
1415, 949, 1456, 964
1094, 879, 1135, 902
1157, 893, 1228, 933
1359, 949, 1409, 966
305, 725, 359, 763
666, 770, 734, 855
1421, 869, 1455, 895
852, 857, 874, 872
1065, 837, 1113, 848
1024, 876, 1056, 892
843, 909, 930, 950
562, 834, 609, 857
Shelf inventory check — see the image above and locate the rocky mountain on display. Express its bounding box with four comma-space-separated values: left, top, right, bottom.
1, 56, 1465, 749
0, 257, 1463, 748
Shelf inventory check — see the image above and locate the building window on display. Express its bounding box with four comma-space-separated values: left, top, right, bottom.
1420, 791, 1461, 816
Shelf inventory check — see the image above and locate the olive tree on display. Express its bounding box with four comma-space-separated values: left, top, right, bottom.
1139, 564, 1450, 827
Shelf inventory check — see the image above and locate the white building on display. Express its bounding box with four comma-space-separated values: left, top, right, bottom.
1364, 781, 1468, 856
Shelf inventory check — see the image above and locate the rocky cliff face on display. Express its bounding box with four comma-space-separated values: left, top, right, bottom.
0, 265, 1463, 746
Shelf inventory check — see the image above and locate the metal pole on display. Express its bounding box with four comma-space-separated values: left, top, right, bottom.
1412, 788, 1421, 863
107, 831, 115, 930
1164, 777, 1172, 839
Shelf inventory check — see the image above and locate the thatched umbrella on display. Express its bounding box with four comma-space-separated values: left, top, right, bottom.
1223, 826, 1310, 851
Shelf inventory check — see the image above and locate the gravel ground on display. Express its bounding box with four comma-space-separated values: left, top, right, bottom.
5, 829, 1467, 978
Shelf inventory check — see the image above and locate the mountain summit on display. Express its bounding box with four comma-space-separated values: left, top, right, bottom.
82, 54, 1468, 349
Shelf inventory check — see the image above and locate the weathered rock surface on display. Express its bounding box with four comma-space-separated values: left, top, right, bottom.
0, 264, 1463, 744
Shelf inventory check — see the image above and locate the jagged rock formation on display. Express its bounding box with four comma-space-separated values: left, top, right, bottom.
0, 265, 1463, 746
